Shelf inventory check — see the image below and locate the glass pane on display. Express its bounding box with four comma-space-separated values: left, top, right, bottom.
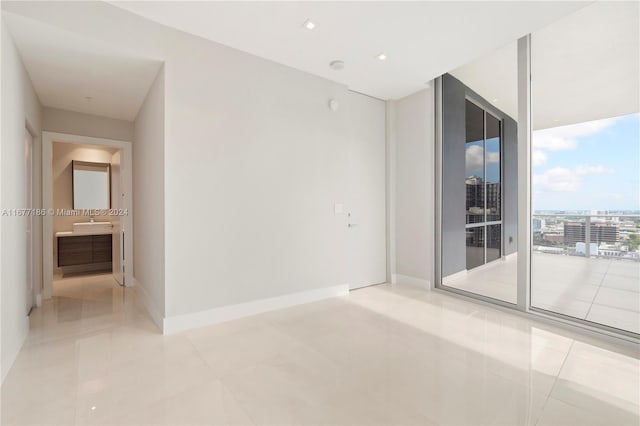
466, 226, 484, 269
485, 114, 501, 222
531, 1, 639, 334
487, 224, 501, 263
441, 40, 516, 305
465, 100, 484, 225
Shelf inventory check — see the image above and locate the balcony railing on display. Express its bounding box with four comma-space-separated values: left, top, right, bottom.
532, 213, 640, 261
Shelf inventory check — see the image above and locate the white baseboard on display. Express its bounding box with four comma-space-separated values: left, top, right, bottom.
504, 252, 517, 261
442, 269, 468, 285
163, 284, 349, 335
392, 274, 431, 289
133, 278, 164, 332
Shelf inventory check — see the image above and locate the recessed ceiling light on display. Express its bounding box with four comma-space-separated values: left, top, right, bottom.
303, 19, 316, 30
376, 53, 387, 61
329, 60, 345, 71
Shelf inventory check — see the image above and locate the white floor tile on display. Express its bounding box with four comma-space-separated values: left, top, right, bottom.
1, 273, 637, 426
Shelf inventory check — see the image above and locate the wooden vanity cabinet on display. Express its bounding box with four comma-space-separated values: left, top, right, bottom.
57, 234, 112, 267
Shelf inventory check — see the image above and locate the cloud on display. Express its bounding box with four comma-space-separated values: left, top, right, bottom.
533, 168, 580, 192
534, 164, 615, 192
532, 150, 548, 166
575, 165, 614, 176
533, 117, 618, 152
465, 145, 499, 175
465, 145, 483, 174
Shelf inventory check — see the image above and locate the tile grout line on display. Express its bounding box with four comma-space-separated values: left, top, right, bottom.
534, 339, 576, 426
184, 330, 262, 426
583, 258, 612, 321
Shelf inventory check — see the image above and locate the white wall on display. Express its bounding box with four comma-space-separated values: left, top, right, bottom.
1, 22, 42, 381
133, 67, 165, 323
164, 42, 352, 318
43, 107, 133, 142
391, 87, 435, 288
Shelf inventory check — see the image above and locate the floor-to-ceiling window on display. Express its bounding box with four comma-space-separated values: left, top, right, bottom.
437, 2, 638, 339
530, 1, 639, 335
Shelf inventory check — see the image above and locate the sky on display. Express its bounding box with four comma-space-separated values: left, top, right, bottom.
532, 113, 639, 212
465, 136, 500, 183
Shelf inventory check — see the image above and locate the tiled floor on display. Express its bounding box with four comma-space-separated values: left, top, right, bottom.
1, 273, 638, 425
445, 253, 640, 334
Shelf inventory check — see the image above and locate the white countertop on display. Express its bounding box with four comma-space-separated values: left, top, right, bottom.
55, 230, 113, 237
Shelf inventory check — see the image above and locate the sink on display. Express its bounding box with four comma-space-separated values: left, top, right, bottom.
72, 221, 113, 234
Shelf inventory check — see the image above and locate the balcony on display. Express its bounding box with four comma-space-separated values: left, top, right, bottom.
444, 214, 639, 334
532, 214, 639, 334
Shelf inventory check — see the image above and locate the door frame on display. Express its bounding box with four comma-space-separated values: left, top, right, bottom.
110, 150, 124, 285
41, 132, 134, 299
24, 126, 34, 313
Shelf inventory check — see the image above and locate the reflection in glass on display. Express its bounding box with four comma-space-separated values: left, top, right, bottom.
465, 100, 484, 224
466, 226, 485, 269
485, 114, 501, 222
72, 161, 111, 210
487, 224, 501, 263
441, 41, 517, 305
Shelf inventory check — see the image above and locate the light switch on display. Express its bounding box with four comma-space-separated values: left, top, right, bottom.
334, 203, 343, 214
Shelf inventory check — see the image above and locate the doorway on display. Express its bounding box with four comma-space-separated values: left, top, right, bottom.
25, 127, 34, 315
42, 132, 133, 300
346, 91, 387, 290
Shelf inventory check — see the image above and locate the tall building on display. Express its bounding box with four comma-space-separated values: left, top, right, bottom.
564, 222, 619, 246
465, 176, 501, 223
533, 217, 546, 231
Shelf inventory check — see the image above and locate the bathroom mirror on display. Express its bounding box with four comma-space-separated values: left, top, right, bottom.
72, 160, 110, 210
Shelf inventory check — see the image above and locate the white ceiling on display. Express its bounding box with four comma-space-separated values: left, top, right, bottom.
451, 1, 639, 130
2, 11, 163, 121
451, 41, 518, 120
110, 1, 590, 101
1, 1, 599, 121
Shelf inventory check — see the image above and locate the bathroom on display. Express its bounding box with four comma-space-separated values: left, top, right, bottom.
51, 140, 126, 299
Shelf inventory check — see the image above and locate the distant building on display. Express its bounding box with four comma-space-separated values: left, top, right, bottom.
486, 182, 501, 222
532, 218, 545, 231
465, 176, 501, 223
575, 242, 598, 256
543, 233, 564, 244
465, 176, 484, 223
564, 222, 618, 246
